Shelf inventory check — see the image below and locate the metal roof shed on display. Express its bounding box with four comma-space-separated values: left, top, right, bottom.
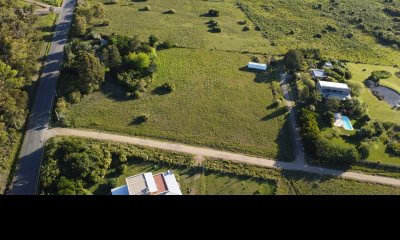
248, 62, 267, 71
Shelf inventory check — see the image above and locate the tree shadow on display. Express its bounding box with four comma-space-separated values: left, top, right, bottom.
100, 79, 130, 102
151, 86, 169, 95
92, 184, 111, 195
38, 25, 55, 33
274, 113, 295, 162
261, 107, 287, 121
130, 116, 146, 125
238, 66, 270, 83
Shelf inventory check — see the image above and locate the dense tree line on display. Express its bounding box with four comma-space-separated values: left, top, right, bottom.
40, 137, 194, 194
0, 0, 45, 192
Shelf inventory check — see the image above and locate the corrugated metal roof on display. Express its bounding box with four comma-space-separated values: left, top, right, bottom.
318, 81, 349, 90
248, 62, 267, 70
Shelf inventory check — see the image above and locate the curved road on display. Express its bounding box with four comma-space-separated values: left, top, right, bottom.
9, 0, 76, 195
47, 128, 400, 188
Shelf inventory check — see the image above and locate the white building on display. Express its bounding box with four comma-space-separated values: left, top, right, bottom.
323, 62, 334, 69
111, 170, 182, 195
311, 69, 327, 79
248, 62, 267, 71
317, 81, 351, 100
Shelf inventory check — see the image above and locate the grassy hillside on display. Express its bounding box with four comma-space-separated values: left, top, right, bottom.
90, 0, 271, 52
65, 48, 293, 160
237, 0, 400, 65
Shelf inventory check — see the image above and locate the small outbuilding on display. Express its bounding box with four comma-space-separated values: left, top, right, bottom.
248, 62, 267, 71
323, 62, 334, 69
311, 69, 327, 79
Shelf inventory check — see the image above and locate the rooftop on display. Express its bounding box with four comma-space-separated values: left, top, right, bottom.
318, 80, 350, 90
311, 69, 327, 78
248, 62, 267, 71
111, 170, 182, 195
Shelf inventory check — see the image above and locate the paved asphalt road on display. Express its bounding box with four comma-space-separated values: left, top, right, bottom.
47, 128, 400, 188
8, 0, 76, 195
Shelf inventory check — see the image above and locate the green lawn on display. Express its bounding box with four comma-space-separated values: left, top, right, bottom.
237, 0, 400, 65
66, 48, 294, 160
35, 13, 57, 58
89, 161, 276, 195
89, 0, 271, 53
40, 0, 63, 7
347, 63, 400, 123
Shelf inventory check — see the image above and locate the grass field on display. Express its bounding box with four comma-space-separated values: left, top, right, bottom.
35, 13, 57, 58
237, 0, 400, 65
90, 0, 270, 53
65, 48, 294, 160
89, 161, 276, 195
347, 63, 400, 123
284, 171, 400, 195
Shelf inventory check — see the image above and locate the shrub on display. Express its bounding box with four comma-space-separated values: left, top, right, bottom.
67, 91, 81, 104
358, 141, 370, 159
119, 164, 128, 174
211, 26, 222, 33
106, 178, 118, 189
313, 33, 323, 38
137, 114, 149, 123
104, 0, 118, 4
142, 6, 150, 11
208, 9, 219, 17
255, 25, 262, 31
161, 82, 175, 92
387, 141, 400, 156
238, 20, 247, 25
242, 26, 251, 31
164, 9, 176, 14
370, 70, 392, 81
132, 90, 142, 99
316, 136, 359, 164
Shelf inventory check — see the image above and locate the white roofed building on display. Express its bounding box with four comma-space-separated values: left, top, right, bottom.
317, 81, 351, 100
248, 62, 267, 71
111, 170, 182, 195
323, 62, 334, 69
311, 69, 327, 79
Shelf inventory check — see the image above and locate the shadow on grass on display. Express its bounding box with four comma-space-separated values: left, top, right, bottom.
92, 183, 111, 195
38, 25, 54, 33
151, 86, 170, 95
274, 113, 296, 162
261, 107, 287, 121
100, 79, 130, 102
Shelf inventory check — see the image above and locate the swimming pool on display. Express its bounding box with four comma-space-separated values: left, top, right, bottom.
341, 116, 353, 131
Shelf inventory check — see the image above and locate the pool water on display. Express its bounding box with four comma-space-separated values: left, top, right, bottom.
341, 116, 353, 131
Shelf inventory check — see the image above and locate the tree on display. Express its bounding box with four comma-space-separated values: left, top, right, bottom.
283, 49, 306, 72
76, 52, 105, 93
100, 44, 121, 70
72, 15, 87, 37
125, 52, 150, 70
41, 159, 60, 188
92, 3, 105, 19
149, 35, 159, 47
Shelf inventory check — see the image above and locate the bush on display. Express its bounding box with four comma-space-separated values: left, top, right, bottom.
255, 25, 262, 31
143, 6, 150, 11
104, 0, 118, 4
210, 26, 222, 33
358, 142, 370, 159
208, 9, 219, 17
102, 20, 110, 26
67, 91, 82, 104
242, 26, 250, 31
161, 82, 175, 92
238, 20, 247, 25
387, 141, 400, 156
316, 136, 359, 164
137, 114, 149, 123
119, 164, 128, 174
164, 9, 176, 14
132, 90, 142, 99
370, 70, 392, 82
106, 178, 118, 189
